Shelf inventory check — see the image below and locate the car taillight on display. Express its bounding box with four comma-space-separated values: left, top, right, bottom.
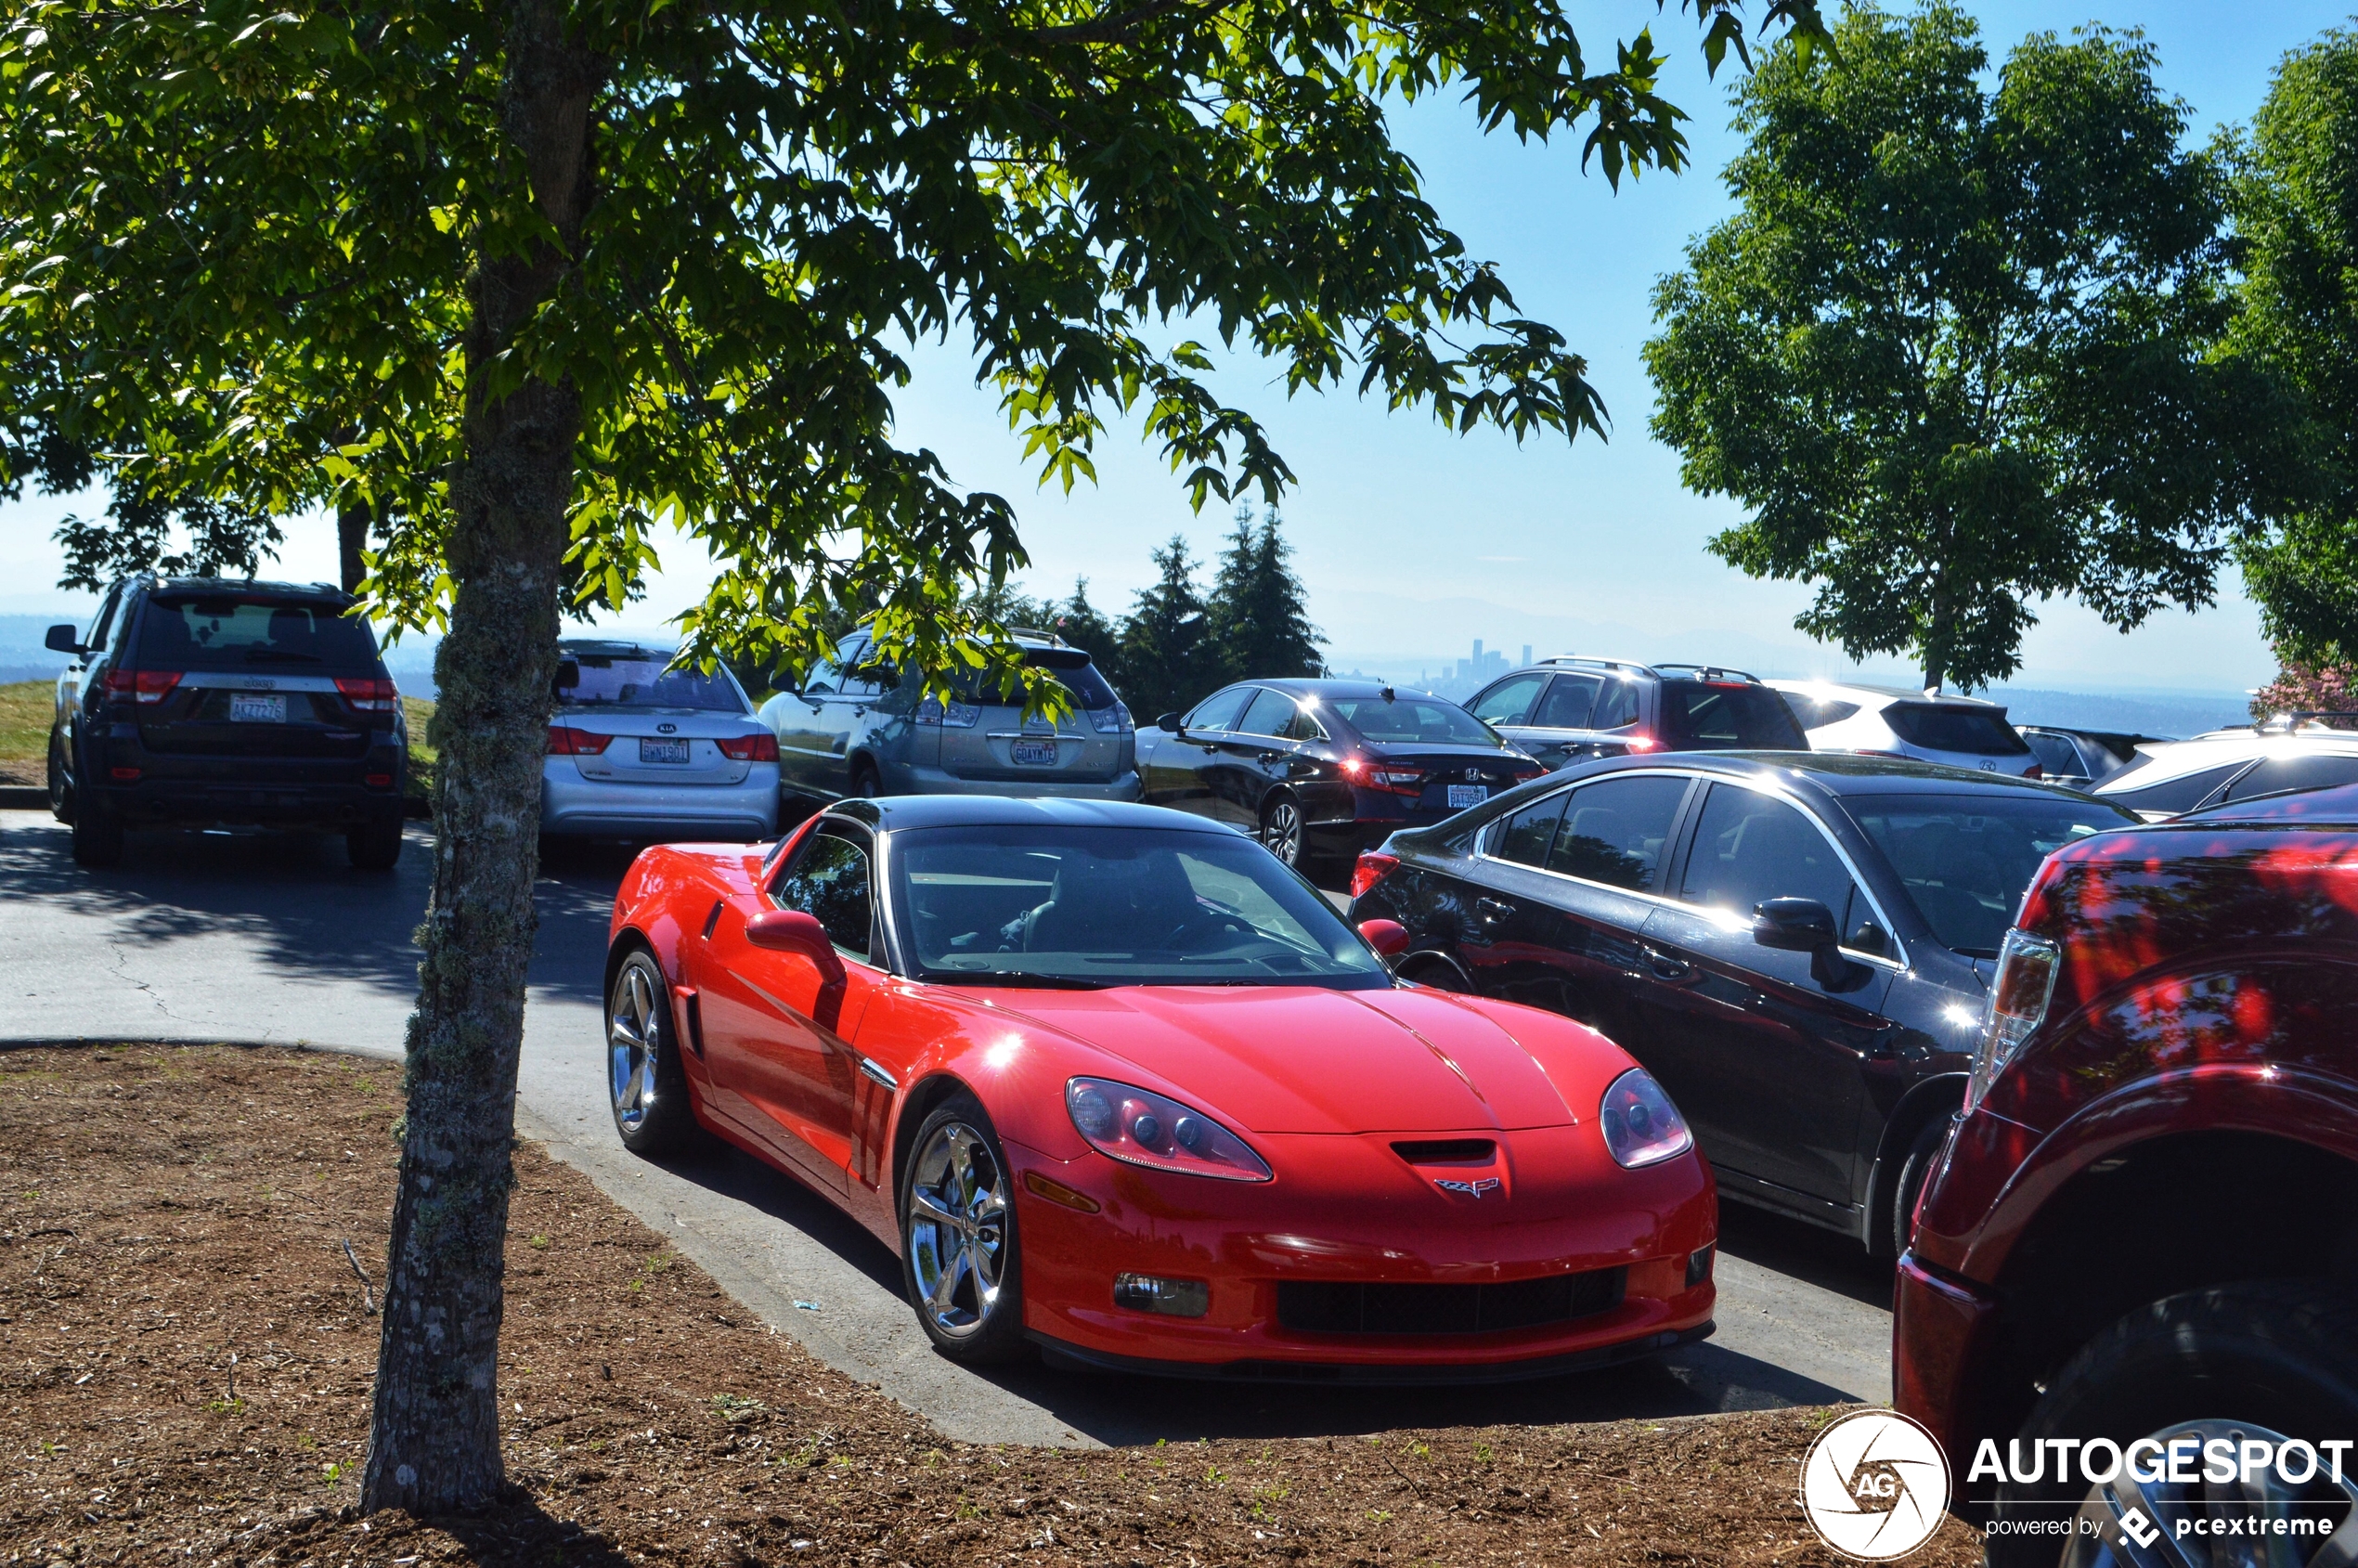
547, 726, 613, 756
2024, 762, 2044, 780
1089, 702, 1134, 734
364, 772, 394, 789
914, 695, 982, 727
1350, 851, 1399, 900
1624, 733, 1658, 752
1510, 766, 1543, 783
102, 669, 183, 705
716, 732, 780, 761
1966, 928, 2062, 1112
335, 677, 397, 712
1363, 767, 1424, 797
1065, 1077, 1272, 1183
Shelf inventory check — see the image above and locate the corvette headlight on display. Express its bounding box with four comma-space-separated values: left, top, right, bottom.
1599, 1068, 1693, 1169
1065, 1078, 1272, 1183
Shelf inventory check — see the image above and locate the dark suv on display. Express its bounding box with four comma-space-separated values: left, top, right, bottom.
45, 577, 408, 869
1465, 655, 1808, 771
1897, 784, 2358, 1558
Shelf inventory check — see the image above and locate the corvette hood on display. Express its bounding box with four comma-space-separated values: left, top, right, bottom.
986, 986, 1576, 1134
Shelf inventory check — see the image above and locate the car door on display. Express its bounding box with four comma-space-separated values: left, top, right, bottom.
1467, 671, 1548, 758
698, 821, 883, 1192
57, 586, 123, 783
1461, 772, 1700, 1052
772, 635, 874, 798
1632, 781, 1897, 1212
1212, 688, 1303, 824
1141, 686, 1251, 812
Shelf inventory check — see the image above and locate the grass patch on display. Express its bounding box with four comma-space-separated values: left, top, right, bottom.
0, 678, 53, 772
401, 693, 436, 800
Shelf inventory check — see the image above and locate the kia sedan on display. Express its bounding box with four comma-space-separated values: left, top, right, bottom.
542, 640, 781, 843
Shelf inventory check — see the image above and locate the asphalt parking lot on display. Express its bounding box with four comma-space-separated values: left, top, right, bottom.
0, 807, 1898, 1445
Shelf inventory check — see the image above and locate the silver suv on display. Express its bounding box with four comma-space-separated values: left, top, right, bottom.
759, 628, 1140, 804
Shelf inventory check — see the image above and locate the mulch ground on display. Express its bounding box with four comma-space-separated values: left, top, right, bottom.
0, 1043, 1984, 1567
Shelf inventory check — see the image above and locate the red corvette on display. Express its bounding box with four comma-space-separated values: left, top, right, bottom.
602, 796, 1717, 1379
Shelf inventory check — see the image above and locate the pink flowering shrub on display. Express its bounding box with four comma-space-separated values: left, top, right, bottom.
2252, 648, 2358, 728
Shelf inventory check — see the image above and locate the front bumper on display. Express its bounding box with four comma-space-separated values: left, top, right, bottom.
1893, 1250, 2000, 1506
542, 763, 781, 841
1008, 1130, 1717, 1376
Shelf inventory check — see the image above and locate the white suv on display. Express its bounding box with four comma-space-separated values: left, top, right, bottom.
2092, 716, 2358, 819
1768, 680, 2040, 777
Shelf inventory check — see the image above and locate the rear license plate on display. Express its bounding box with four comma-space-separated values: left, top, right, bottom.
229, 693, 286, 724
1011, 738, 1058, 767
1446, 784, 1488, 810
638, 738, 691, 765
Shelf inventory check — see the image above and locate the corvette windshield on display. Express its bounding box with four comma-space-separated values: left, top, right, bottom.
891, 825, 1391, 988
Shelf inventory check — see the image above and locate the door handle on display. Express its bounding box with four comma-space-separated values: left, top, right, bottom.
1475, 896, 1516, 922
1640, 944, 1691, 980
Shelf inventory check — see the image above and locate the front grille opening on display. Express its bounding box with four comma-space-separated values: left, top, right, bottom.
1276, 1268, 1626, 1336
1390, 1139, 1496, 1165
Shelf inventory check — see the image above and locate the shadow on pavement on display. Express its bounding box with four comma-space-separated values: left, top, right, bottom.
1714, 1201, 1897, 1312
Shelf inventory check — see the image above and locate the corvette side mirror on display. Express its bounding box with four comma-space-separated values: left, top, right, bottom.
1358, 918, 1411, 959
745, 909, 848, 989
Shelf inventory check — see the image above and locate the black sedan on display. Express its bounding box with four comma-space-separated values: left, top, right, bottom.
1348, 752, 2141, 1255
1136, 680, 1543, 869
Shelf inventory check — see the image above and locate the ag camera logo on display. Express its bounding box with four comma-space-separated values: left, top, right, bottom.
1800, 1409, 1952, 1560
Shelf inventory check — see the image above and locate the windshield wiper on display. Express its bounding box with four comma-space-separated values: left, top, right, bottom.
244, 649, 323, 664
923, 969, 1108, 990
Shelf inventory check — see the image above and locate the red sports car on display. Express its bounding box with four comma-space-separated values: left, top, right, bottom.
602, 796, 1717, 1379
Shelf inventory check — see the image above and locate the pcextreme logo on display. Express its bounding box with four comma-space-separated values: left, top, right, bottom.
1799, 1409, 1953, 1561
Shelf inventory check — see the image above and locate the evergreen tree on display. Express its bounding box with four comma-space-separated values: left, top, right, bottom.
1120, 537, 1211, 720
1204, 504, 1325, 683
1052, 578, 1125, 693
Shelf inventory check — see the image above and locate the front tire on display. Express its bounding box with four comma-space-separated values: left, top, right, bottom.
605, 949, 704, 1156
1990, 1282, 2358, 1568
900, 1095, 1028, 1364
849, 758, 885, 800
1880, 1115, 1952, 1259
45, 728, 73, 823
1259, 791, 1304, 866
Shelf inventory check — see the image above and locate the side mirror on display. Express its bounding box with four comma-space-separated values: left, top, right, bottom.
745, 909, 848, 989
1753, 897, 1860, 988
1357, 918, 1411, 959
1752, 897, 1837, 952
1156, 712, 1185, 733
45, 624, 83, 655
552, 658, 580, 697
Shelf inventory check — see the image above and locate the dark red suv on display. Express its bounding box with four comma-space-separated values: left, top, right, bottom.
1895, 784, 2358, 1562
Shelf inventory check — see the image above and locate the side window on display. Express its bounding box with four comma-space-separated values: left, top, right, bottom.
1236, 689, 1299, 738
2105, 761, 2248, 815
1532, 674, 1602, 730
1593, 679, 1641, 731
801, 655, 843, 697
2218, 753, 2358, 802
1469, 672, 1547, 728
1679, 784, 1859, 925
1492, 793, 1567, 867
835, 636, 880, 700
84, 587, 123, 654
1547, 775, 1691, 891
773, 828, 874, 958
1280, 706, 1328, 743
1185, 687, 1251, 733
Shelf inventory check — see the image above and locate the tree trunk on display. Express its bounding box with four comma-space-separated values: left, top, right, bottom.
337, 494, 371, 595
360, 0, 601, 1517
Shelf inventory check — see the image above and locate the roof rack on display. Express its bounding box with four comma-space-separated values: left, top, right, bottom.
1004, 626, 1069, 648
2257, 710, 2358, 733
1652, 661, 1763, 684
1535, 654, 1658, 678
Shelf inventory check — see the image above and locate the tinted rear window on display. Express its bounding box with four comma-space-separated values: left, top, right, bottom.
1845, 791, 2139, 957
2096, 758, 2248, 815
1325, 697, 1503, 747
559, 650, 748, 712
949, 648, 1118, 710
137, 595, 381, 670
1659, 682, 1808, 749
1885, 705, 2029, 756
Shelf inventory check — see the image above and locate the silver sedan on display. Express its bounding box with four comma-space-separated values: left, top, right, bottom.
541, 640, 780, 843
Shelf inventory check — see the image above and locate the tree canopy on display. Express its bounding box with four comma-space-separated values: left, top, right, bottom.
1644, 3, 2302, 692
2229, 29, 2358, 667
0, 0, 1829, 1519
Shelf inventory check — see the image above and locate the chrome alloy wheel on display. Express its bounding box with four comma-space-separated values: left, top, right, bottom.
607, 962, 662, 1134
1261, 796, 1303, 864
905, 1121, 1010, 1339
2060, 1419, 2358, 1568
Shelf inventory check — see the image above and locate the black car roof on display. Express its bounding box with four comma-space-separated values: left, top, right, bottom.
851, 796, 1238, 834
144, 576, 352, 603
1577, 749, 2110, 800
1243, 678, 1449, 703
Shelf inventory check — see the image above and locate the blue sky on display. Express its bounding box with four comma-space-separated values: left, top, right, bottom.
1, 0, 2344, 695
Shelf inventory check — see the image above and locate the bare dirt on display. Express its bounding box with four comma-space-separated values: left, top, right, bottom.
0, 1043, 1982, 1567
